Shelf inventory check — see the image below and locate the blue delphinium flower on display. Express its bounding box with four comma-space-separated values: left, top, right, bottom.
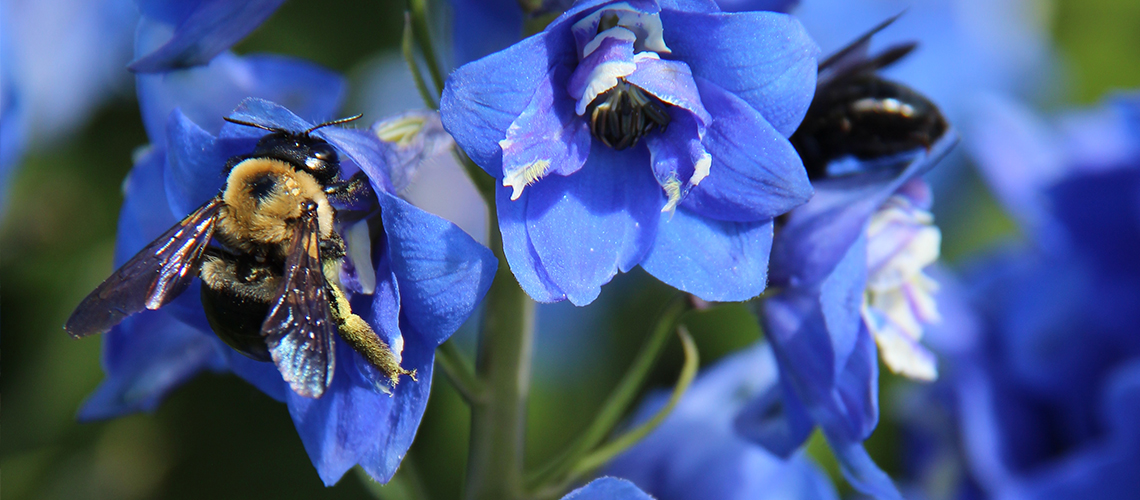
129, 0, 287, 73
897, 94, 1140, 499
442, 0, 819, 305
736, 128, 957, 499
0, 1, 26, 213
608, 342, 838, 500
78, 41, 497, 483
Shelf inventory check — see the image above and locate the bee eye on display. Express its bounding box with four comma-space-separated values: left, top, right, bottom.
311, 143, 337, 162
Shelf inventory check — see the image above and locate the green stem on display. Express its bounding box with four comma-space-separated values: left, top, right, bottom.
533, 327, 700, 500
569, 326, 699, 476
525, 295, 689, 488
436, 340, 485, 403
408, 0, 446, 93
402, 12, 438, 110
463, 206, 536, 500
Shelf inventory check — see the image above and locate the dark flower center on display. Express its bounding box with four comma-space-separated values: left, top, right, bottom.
586, 79, 671, 150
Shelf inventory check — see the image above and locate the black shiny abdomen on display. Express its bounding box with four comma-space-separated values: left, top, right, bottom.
791, 74, 948, 179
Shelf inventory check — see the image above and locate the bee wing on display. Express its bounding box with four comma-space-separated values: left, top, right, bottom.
817, 13, 915, 87
261, 203, 337, 398
65, 197, 223, 338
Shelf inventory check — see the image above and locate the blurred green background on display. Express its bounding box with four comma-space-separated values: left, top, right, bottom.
3, 0, 1140, 499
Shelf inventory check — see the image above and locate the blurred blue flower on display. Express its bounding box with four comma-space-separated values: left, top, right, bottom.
737, 128, 957, 499
78, 46, 496, 485
608, 342, 838, 500
449, 0, 525, 66
1, 0, 137, 210
442, 0, 819, 305
561, 477, 655, 500
129, 0, 287, 73
907, 94, 1140, 500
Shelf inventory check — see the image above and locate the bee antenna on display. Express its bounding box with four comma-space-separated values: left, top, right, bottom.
304, 114, 364, 135
223, 116, 287, 133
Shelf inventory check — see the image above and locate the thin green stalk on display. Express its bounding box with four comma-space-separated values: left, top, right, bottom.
463, 206, 536, 500
436, 340, 485, 403
407, 0, 446, 93
402, 12, 437, 110
525, 295, 690, 488
570, 327, 699, 476
534, 327, 700, 500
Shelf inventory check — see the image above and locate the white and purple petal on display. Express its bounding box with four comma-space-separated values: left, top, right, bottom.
502, 69, 592, 199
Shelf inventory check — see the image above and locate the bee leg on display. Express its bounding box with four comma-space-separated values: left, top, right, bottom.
327, 281, 416, 386
325, 171, 379, 221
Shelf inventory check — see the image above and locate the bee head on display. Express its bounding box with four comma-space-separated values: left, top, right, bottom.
224, 114, 364, 185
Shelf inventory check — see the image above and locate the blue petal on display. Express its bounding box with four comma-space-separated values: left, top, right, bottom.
639, 207, 772, 301
163, 110, 250, 216
680, 78, 812, 221
659, 9, 818, 137
561, 478, 654, 500
829, 324, 879, 442
824, 435, 903, 500
130, 0, 287, 72
818, 233, 867, 377
78, 310, 226, 420
449, 0, 524, 66
496, 184, 566, 302
223, 349, 289, 403
521, 146, 661, 305
733, 379, 815, 458
644, 109, 706, 207
501, 66, 592, 193
377, 191, 497, 345
136, 21, 344, 146
763, 293, 836, 414
625, 57, 710, 125
285, 319, 436, 485
440, 32, 576, 177
367, 242, 404, 374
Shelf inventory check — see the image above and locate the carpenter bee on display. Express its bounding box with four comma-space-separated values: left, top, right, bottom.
65, 115, 414, 398
791, 14, 949, 179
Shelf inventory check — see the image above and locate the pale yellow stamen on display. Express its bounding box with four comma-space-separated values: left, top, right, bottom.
503, 159, 552, 200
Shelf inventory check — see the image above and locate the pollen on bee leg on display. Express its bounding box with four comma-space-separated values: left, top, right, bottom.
503, 159, 552, 200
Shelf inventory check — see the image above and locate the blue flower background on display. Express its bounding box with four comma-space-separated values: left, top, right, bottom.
4, 0, 1140, 499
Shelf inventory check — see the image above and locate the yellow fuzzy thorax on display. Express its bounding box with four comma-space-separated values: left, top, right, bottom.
219, 158, 334, 251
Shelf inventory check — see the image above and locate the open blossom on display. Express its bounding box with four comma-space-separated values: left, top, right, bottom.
442, 0, 818, 305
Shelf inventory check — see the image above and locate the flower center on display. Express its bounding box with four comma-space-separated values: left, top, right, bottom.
861, 193, 942, 381
586, 79, 671, 150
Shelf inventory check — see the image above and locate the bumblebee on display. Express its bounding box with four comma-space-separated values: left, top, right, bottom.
790, 15, 949, 179
65, 115, 414, 398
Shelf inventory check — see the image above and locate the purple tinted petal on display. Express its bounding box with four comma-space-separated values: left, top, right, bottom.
496, 185, 566, 302
659, 10, 818, 137
680, 78, 811, 221
441, 32, 576, 177
625, 57, 710, 125
523, 146, 661, 305
130, 0, 286, 72
286, 320, 435, 485
567, 33, 637, 111
639, 207, 772, 301
764, 293, 836, 410
819, 234, 867, 374
769, 130, 957, 289
501, 70, 592, 194
377, 191, 497, 345
645, 108, 708, 205
78, 310, 226, 420
831, 325, 879, 441
561, 478, 654, 500
136, 24, 344, 147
